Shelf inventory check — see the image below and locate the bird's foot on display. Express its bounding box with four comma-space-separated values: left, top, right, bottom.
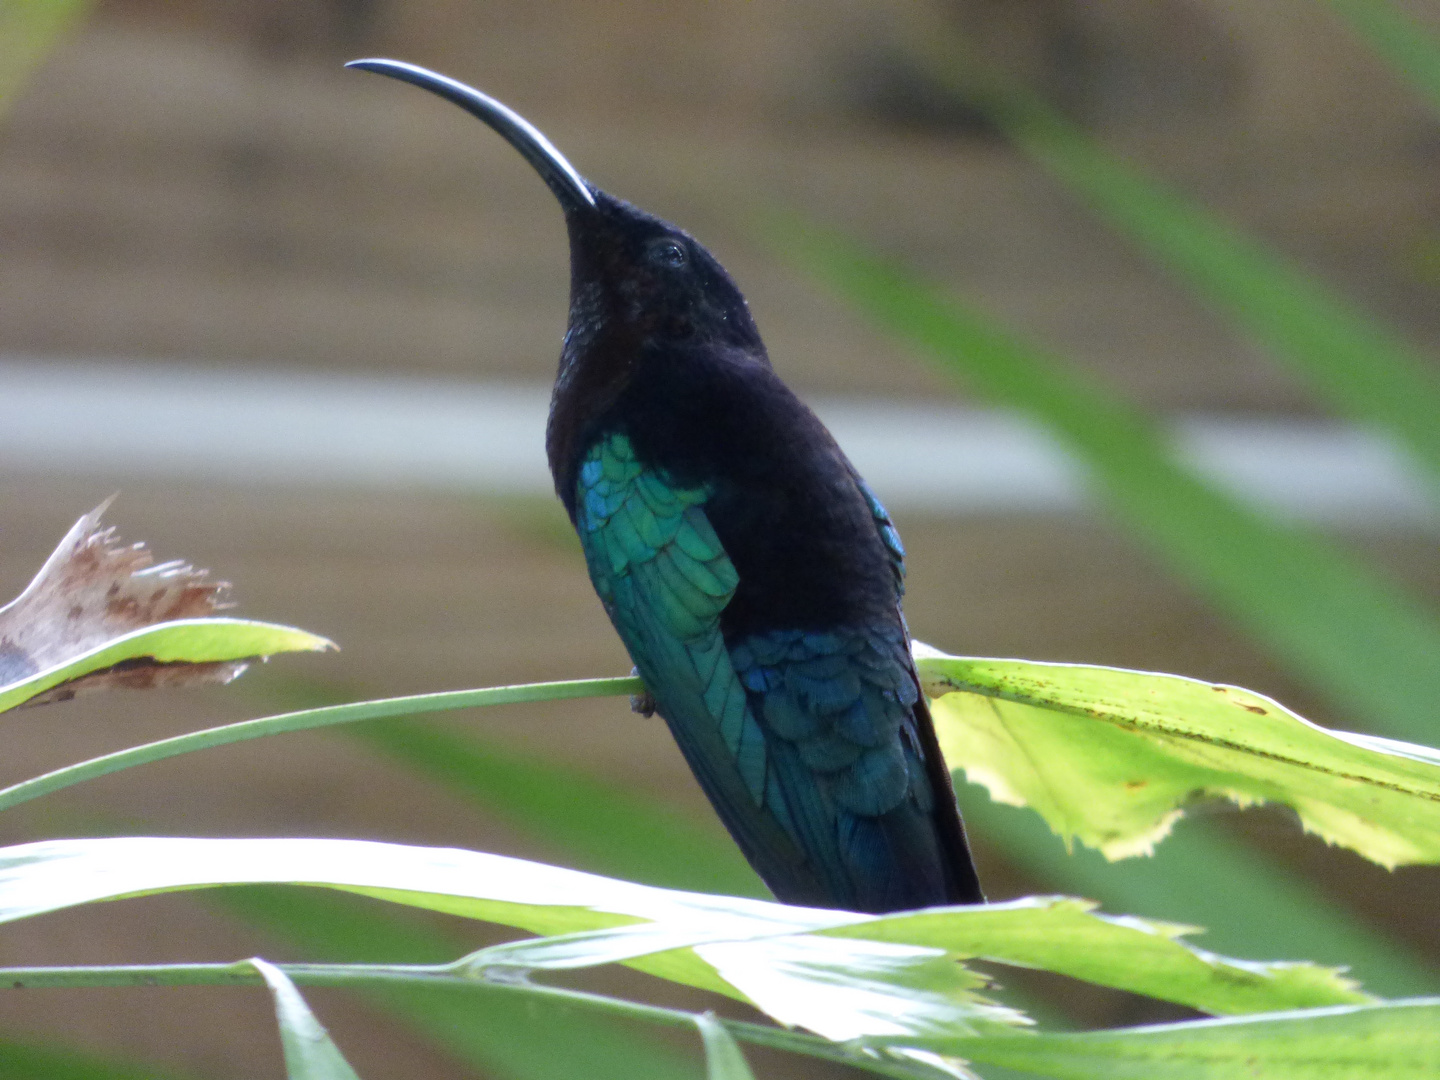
628, 669, 657, 717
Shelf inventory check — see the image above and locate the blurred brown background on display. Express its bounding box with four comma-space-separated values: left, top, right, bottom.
2, 1, 1439, 1076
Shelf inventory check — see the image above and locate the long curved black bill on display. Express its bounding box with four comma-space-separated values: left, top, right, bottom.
347, 58, 596, 214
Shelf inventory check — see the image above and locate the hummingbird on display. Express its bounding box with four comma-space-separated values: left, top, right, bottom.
349, 59, 984, 913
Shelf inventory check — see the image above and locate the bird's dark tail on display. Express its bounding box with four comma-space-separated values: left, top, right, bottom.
912, 693, 986, 905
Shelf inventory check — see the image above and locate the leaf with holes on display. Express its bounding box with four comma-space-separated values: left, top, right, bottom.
915, 645, 1440, 867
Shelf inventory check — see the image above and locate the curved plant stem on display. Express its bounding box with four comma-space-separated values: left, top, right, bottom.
0, 676, 643, 815
0, 960, 944, 1080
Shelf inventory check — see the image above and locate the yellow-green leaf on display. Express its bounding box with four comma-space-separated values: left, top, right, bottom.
916, 645, 1440, 867
823, 895, 1367, 1016
0, 618, 335, 714
912, 998, 1440, 1080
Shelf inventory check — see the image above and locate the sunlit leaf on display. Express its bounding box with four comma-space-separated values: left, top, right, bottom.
910, 997, 1440, 1080
0, 836, 1366, 1035
694, 1014, 756, 1080
957, 795, 1438, 1000
916, 646, 1440, 869
0, 835, 994, 1040
821, 895, 1367, 1016
251, 958, 362, 1080
0, 619, 335, 714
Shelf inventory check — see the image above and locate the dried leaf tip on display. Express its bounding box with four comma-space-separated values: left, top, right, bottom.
0, 502, 328, 711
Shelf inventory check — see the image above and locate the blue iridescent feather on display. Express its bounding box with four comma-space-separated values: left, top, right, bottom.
576, 432, 962, 911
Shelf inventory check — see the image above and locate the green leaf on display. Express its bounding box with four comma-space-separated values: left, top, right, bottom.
0, 835, 1005, 1041
916, 647, 1440, 868
774, 219, 1440, 744
958, 796, 1438, 1000
250, 958, 362, 1080
915, 998, 1440, 1080
694, 1014, 756, 1080
0, 836, 1365, 1030
821, 895, 1367, 1016
0, 618, 335, 714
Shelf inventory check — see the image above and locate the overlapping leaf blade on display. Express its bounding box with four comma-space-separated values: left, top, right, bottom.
955, 793, 1437, 999
0, 835, 1368, 1033
822, 896, 1366, 1016
0, 835, 1010, 1041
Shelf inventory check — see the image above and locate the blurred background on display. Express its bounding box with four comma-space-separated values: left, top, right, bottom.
1, 1, 1439, 1077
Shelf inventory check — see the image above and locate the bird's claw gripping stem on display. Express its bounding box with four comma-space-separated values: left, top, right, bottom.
629, 669, 657, 717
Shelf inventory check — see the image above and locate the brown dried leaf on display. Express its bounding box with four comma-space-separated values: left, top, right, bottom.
0, 501, 248, 705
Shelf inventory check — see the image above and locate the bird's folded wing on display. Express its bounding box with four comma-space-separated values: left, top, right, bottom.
575, 433, 831, 892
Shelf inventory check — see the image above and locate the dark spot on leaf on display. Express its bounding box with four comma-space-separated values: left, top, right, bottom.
1239, 704, 1267, 715
0, 641, 39, 685
1124, 780, 1147, 790
19, 657, 249, 708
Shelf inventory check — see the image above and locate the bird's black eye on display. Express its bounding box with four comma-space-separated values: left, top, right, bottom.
648, 239, 687, 269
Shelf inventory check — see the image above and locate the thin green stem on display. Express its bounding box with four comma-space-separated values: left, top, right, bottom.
0, 676, 643, 815
0, 961, 945, 1080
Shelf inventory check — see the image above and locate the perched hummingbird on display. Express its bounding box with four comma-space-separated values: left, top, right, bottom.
349, 59, 984, 913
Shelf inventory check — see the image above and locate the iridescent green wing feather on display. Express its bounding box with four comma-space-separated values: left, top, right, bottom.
574, 433, 821, 897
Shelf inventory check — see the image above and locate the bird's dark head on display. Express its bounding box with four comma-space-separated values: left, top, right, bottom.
565, 191, 761, 355
346, 59, 764, 362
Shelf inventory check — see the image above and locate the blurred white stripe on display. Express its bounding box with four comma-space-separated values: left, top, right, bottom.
0, 359, 1434, 527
